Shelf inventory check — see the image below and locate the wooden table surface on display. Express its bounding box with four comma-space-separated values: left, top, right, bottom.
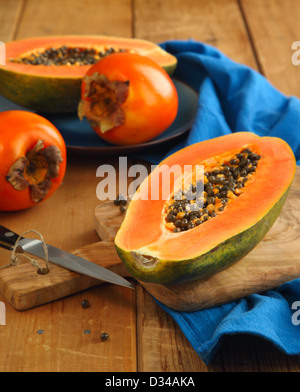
0, 0, 300, 372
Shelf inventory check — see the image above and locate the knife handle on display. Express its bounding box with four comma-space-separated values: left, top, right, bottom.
0, 225, 22, 251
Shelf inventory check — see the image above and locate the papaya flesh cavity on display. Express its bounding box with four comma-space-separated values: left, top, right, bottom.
10, 46, 126, 67
0, 35, 177, 113
115, 132, 296, 286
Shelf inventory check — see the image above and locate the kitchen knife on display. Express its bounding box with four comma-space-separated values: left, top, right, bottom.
0, 225, 134, 289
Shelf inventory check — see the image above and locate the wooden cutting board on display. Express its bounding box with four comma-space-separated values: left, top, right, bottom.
0, 167, 299, 311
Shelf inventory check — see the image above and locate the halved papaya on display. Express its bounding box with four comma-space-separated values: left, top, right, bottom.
115, 132, 296, 285
0, 35, 177, 113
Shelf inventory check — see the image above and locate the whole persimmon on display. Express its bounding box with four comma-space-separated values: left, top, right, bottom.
0, 110, 67, 211
78, 52, 178, 145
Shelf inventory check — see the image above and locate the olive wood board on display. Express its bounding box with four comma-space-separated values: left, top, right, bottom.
0, 167, 299, 311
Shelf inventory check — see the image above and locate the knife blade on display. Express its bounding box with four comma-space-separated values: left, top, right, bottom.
0, 225, 134, 289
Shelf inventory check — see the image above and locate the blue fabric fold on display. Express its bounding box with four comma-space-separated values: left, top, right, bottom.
145, 39, 300, 364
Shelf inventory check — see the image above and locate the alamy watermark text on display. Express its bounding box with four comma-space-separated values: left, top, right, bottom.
96, 157, 204, 201
0, 301, 6, 325
291, 41, 300, 65
0, 41, 5, 65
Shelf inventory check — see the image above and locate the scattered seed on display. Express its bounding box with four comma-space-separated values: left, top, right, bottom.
100, 332, 109, 341
81, 299, 90, 309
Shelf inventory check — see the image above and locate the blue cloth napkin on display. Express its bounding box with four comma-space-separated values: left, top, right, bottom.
146, 39, 300, 364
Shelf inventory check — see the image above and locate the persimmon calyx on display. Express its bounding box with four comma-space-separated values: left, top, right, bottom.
78, 72, 129, 133
6, 139, 63, 203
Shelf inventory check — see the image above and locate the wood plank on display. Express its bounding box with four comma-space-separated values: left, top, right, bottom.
0, 0, 24, 42
134, 0, 258, 69
240, 0, 300, 97
0, 284, 136, 372
136, 285, 207, 371
15, 0, 133, 39
0, 239, 131, 311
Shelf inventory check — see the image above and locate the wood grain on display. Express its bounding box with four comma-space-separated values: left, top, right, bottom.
134, 0, 258, 69
14, 0, 133, 39
136, 284, 207, 371
0, 240, 128, 310
240, 0, 300, 97
0, 0, 24, 42
0, 284, 137, 372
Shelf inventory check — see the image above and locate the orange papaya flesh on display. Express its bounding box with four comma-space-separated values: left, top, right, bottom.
0, 36, 177, 113
115, 132, 296, 285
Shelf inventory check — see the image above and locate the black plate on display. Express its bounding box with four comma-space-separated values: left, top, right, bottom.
0, 79, 198, 156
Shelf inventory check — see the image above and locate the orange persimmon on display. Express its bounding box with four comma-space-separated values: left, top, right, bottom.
0, 110, 67, 211
78, 52, 178, 145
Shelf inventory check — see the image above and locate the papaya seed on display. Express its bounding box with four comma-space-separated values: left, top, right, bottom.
12, 46, 127, 66
165, 146, 261, 233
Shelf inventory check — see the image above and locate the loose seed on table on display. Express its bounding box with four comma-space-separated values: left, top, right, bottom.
81, 299, 90, 309
100, 332, 109, 341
